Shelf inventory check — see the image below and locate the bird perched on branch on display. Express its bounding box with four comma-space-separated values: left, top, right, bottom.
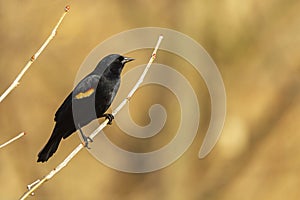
37, 54, 134, 162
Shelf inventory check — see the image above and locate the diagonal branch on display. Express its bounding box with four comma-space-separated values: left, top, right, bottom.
0, 5, 70, 103
19, 35, 163, 200
0, 132, 26, 149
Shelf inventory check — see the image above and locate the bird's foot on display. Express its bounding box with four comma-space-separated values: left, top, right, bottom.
78, 124, 93, 149
103, 113, 114, 125
82, 135, 93, 149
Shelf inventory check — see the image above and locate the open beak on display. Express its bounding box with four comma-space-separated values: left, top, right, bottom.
122, 57, 135, 64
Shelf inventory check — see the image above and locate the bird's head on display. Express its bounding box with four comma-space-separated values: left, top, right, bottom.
95, 54, 134, 77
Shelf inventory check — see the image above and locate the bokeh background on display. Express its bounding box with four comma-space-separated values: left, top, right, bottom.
0, 0, 300, 199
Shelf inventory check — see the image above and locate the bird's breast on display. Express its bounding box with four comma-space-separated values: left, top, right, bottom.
95, 79, 119, 109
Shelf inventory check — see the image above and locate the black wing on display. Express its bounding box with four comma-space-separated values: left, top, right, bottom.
73, 74, 100, 100
54, 74, 100, 122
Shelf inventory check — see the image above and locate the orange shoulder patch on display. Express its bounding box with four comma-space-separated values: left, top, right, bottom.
75, 88, 95, 99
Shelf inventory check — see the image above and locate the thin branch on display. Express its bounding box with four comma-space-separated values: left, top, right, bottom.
0, 5, 70, 103
0, 132, 26, 149
19, 35, 163, 200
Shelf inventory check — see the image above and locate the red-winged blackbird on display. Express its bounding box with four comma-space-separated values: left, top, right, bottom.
37, 54, 134, 162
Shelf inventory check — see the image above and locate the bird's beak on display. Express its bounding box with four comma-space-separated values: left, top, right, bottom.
122, 57, 135, 64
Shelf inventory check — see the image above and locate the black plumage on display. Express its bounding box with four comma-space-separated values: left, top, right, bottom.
37, 54, 134, 162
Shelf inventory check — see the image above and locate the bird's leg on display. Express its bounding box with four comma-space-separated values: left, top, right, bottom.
77, 123, 93, 149
103, 113, 114, 125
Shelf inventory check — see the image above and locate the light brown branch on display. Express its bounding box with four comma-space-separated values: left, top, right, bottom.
0, 132, 26, 149
0, 5, 70, 103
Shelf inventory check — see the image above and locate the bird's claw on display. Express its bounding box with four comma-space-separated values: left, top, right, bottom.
82, 135, 93, 149
104, 113, 114, 125
78, 123, 93, 149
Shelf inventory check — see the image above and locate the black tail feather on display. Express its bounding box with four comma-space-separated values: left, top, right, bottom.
37, 124, 66, 163
38, 122, 76, 163
37, 134, 62, 163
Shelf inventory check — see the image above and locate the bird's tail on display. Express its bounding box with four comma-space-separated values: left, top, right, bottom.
37, 126, 63, 163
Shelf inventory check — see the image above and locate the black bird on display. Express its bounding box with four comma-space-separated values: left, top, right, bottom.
37, 54, 134, 162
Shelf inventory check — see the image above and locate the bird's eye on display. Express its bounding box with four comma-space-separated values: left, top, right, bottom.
118, 56, 124, 62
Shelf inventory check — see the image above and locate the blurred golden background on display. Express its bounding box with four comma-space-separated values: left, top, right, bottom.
0, 0, 300, 199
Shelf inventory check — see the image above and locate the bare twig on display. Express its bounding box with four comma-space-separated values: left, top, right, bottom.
20, 144, 84, 199
0, 5, 70, 103
19, 35, 163, 200
0, 132, 26, 149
